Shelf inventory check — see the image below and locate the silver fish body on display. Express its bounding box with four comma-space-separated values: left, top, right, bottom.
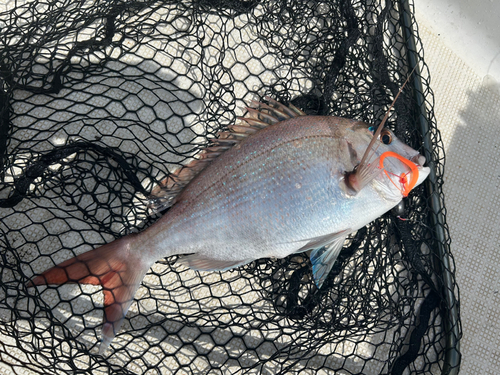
143, 116, 428, 267
30, 104, 430, 353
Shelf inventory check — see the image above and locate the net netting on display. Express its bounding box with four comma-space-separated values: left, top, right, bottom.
0, 0, 461, 374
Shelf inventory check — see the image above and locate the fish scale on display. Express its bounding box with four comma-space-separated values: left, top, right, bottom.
29, 101, 430, 353
145, 117, 389, 263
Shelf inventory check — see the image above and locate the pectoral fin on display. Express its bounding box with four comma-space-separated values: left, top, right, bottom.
297, 230, 350, 289
310, 235, 348, 289
344, 157, 383, 194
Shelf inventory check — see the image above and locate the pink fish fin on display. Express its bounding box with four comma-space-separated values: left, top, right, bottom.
235, 116, 269, 128
148, 164, 199, 215
178, 255, 253, 272
296, 229, 351, 289
344, 154, 383, 194
147, 145, 231, 215
28, 235, 151, 355
238, 97, 305, 129
148, 98, 305, 215
264, 96, 306, 117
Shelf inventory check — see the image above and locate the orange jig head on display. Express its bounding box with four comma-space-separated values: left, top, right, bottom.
379, 151, 419, 197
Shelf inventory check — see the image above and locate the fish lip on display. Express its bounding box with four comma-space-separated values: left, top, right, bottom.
410, 154, 426, 167
416, 165, 431, 186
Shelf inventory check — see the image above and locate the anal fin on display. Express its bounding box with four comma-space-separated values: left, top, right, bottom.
178, 255, 253, 272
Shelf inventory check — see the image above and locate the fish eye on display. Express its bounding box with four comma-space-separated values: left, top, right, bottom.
380, 129, 392, 145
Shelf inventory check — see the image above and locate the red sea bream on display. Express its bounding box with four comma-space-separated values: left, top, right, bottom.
30, 99, 430, 353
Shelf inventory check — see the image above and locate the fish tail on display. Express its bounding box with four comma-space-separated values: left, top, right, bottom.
28, 234, 152, 354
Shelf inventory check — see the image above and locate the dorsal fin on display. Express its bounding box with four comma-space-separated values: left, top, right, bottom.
147, 98, 304, 215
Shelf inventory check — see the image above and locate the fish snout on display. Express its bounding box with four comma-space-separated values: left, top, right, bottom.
411, 154, 426, 167
411, 154, 430, 189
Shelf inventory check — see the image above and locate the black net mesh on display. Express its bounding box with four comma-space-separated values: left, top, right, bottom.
0, 0, 461, 374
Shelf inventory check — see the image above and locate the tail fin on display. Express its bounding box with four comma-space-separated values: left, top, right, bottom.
28, 234, 151, 354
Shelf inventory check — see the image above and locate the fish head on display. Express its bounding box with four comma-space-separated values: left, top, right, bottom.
375, 128, 430, 189
347, 122, 430, 198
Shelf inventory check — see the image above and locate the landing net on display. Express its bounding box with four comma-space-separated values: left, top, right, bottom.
0, 1, 461, 374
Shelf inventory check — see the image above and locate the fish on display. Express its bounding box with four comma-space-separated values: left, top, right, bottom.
28, 97, 430, 354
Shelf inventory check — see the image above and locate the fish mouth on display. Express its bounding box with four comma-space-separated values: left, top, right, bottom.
379, 151, 430, 196
410, 154, 426, 167
412, 153, 431, 188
